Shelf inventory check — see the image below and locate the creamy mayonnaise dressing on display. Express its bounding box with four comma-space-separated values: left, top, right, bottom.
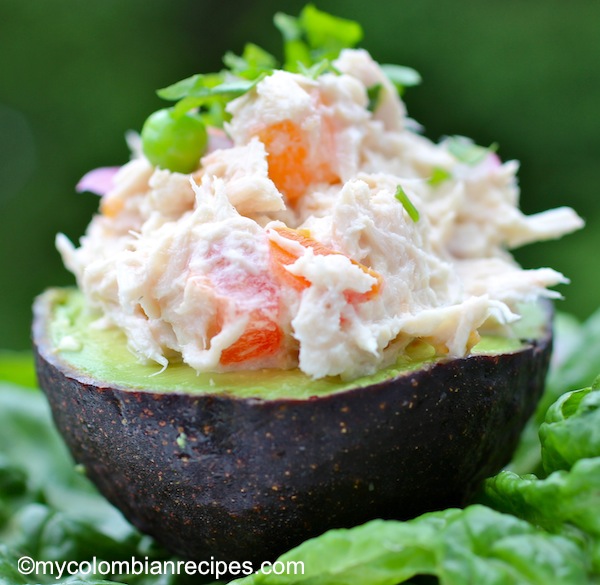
57, 49, 583, 379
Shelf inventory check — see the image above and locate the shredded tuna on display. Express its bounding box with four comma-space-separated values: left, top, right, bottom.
59, 49, 584, 379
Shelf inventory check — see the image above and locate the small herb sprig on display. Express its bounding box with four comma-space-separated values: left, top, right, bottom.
446, 135, 498, 166
395, 185, 420, 222
140, 4, 420, 173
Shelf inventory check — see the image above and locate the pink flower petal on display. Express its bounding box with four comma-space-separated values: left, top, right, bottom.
76, 166, 121, 195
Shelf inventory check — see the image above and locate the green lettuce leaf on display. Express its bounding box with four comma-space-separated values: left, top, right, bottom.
0, 545, 29, 585
540, 383, 600, 474
485, 460, 600, 571
485, 382, 600, 576
508, 308, 600, 475
0, 351, 37, 389
232, 506, 588, 585
0, 380, 178, 584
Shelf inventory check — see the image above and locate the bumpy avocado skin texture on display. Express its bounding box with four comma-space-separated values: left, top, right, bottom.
33, 290, 552, 564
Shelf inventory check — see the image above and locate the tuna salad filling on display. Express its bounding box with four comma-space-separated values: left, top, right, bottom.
57, 19, 583, 381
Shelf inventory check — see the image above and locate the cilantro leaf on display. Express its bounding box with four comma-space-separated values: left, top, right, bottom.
275, 4, 362, 71
156, 72, 222, 101
273, 11, 303, 43
157, 73, 264, 128
446, 135, 498, 166
381, 63, 422, 95
223, 43, 278, 80
157, 73, 255, 102
300, 4, 363, 56
297, 58, 339, 80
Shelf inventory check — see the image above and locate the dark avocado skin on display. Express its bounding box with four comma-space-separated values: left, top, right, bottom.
32, 295, 552, 564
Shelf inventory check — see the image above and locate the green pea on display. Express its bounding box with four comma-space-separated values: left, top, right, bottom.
141, 107, 208, 173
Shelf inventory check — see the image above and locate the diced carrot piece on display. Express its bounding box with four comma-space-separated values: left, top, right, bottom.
269, 227, 382, 302
219, 309, 283, 366
268, 228, 313, 292
204, 245, 284, 367
258, 120, 339, 203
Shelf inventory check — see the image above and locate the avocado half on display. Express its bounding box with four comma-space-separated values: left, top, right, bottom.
33, 288, 552, 563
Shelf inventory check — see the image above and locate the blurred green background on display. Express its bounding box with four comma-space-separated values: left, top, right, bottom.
1, 0, 599, 350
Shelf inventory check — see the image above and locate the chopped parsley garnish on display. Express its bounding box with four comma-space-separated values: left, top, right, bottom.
428, 167, 452, 186
395, 185, 420, 222
446, 135, 498, 166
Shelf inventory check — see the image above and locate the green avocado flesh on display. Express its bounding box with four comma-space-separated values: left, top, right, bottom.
44, 288, 543, 400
